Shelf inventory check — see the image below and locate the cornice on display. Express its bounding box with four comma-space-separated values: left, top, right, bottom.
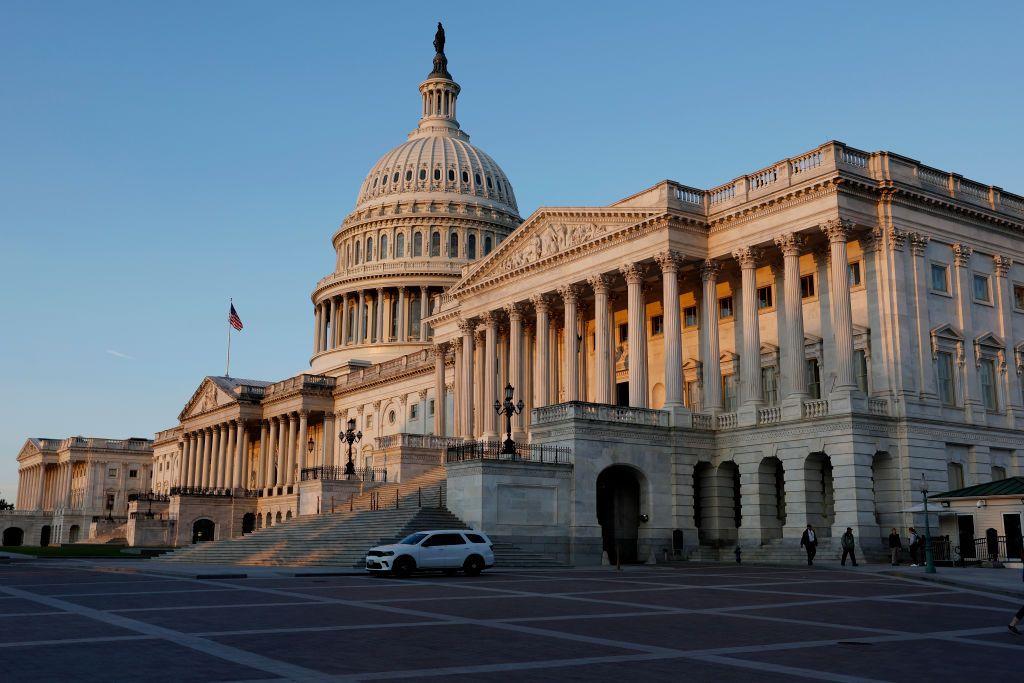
708, 178, 841, 232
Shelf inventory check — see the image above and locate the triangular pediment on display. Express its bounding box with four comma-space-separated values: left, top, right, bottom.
179, 377, 235, 422
930, 324, 963, 342
449, 207, 662, 295
17, 439, 43, 462
974, 331, 1003, 350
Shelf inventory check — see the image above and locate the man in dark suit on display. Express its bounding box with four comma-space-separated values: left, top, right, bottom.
800, 524, 818, 566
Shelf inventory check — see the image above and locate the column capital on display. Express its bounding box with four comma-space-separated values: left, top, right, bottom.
451, 336, 463, 352
457, 317, 477, 335
993, 254, 1013, 277
433, 341, 449, 356
773, 233, 804, 257
503, 302, 525, 320
530, 293, 551, 314
908, 231, 930, 256
952, 243, 973, 267
587, 273, 611, 294
653, 250, 682, 274
820, 217, 854, 243
731, 246, 763, 269
480, 310, 498, 327
699, 259, 721, 282
619, 262, 646, 285
298, 409, 309, 418
418, 388, 429, 400
557, 283, 582, 304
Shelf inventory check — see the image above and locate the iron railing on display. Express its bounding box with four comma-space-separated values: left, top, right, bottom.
169, 486, 238, 498
127, 493, 170, 503
301, 466, 388, 483
446, 440, 572, 465
958, 535, 1024, 563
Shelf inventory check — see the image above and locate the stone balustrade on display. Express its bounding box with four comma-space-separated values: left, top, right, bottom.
375, 433, 466, 450
532, 401, 670, 428
803, 399, 830, 418
716, 412, 737, 429
867, 398, 891, 416
758, 406, 782, 425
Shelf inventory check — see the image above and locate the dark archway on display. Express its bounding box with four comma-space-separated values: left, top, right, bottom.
597, 465, 642, 564
693, 461, 713, 544
39, 525, 51, 547
68, 525, 81, 543
191, 518, 215, 544
241, 513, 256, 534
2, 527, 24, 546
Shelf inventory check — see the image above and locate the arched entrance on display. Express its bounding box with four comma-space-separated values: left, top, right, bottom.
191, 518, 215, 544
2, 527, 24, 546
241, 513, 256, 534
596, 465, 642, 564
39, 525, 51, 547
68, 525, 81, 543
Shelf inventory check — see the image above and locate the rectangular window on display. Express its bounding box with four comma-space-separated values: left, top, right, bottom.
366, 415, 373, 428
972, 273, 992, 303
936, 351, 956, 406
618, 323, 628, 342
980, 358, 998, 411
410, 404, 419, 419
806, 358, 821, 399
685, 380, 701, 411
683, 305, 698, 328
761, 366, 778, 406
650, 314, 664, 336
721, 374, 737, 411
854, 349, 869, 393
719, 296, 734, 320
848, 261, 863, 288
1014, 284, 1024, 311
108, 468, 117, 478
757, 285, 773, 310
992, 465, 1007, 481
800, 273, 815, 299
930, 263, 950, 293
429, 399, 435, 416
128, 469, 138, 478
947, 462, 965, 490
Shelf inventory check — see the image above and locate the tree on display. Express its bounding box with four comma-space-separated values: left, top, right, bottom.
0, 499, 13, 511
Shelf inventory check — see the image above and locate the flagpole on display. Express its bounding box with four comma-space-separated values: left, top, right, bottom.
226, 298, 232, 378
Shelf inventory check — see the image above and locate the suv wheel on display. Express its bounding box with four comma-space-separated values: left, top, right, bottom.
463, 554, 484, 577
392, 556, 415, 578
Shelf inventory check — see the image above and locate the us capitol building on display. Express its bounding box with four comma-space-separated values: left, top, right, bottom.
7, 28, 1024, 565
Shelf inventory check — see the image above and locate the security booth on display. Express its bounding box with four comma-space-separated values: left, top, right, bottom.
930, 476, 1024, 568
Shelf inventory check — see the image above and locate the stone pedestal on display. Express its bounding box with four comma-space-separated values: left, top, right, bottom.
298, 479, 363, 515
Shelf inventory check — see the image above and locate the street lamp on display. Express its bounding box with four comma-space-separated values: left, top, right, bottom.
919, 473, 936, 574
306, 438, 315, 480
494, 383, 525, 455
339, 418, 362, 478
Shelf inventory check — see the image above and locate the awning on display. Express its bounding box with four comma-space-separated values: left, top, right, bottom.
898, 503, 954, 515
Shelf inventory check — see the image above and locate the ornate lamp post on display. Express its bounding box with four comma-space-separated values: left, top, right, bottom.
920, 473, 936, 574
306, 438, 315, 479
339, 418, 362, 478
494, 383, 524, 455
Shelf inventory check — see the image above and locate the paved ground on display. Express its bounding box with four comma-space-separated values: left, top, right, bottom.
1, 559, 1022, 682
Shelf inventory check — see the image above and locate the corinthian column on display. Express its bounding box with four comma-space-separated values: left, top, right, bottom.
296, 411, 309, 477
458, 319, 476, 437
505, 303, 525, 437
655, 252, 684, 408
700, 259, 723, 413
532, 295, 551, 408
375, 287, 385, 343
733, 247, 764, 423
821, 219, 857, 396
775, 233, 808, 417
286, 413, 298, 485
452, 337, 463, 437
434, 343, 447, 437
340, 296, 349, 346
233, 419, 245, 489
482, 312, 499, 438
420, 286, 430, 340
559, 285, 581, 402
329, 298, 338, 350
621, 262, 649, 408
397, 287, 408, 342
588, 274, 612, 404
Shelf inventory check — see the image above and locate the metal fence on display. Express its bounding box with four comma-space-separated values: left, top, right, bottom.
445, 440, 572, 465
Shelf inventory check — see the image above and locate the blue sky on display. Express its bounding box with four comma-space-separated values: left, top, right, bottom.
1, 1, 1022, 498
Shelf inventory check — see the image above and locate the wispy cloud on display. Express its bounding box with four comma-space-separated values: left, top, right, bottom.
106, 349, 135, 360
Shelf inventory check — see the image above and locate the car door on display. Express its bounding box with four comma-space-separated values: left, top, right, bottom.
418, 534, 449, 568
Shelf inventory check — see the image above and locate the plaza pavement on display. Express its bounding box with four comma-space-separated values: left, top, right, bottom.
0, 558, 1021, 682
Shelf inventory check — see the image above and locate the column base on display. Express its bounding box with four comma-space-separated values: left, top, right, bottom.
665, 404, 692, 428
737, 402, 762, 427
781, 394, 807, 420
828, 389, 866, 415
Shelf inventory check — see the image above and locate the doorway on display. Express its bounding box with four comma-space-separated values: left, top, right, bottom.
191, 518, 215, 544
596, 465, 642, 564
241, 513, 256, 534
957, 515, 976, 559
1004, 513, 1022, 559
39, 525, 51, 547
2, 527, 23, 546
615, 382, 629, 407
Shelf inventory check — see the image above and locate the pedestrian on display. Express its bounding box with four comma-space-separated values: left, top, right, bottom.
840, 527, 858, 566
888, 527, 902, 566
1009, 563, 1024, 635
908, 527, 920, 567
800, 523, 818, 566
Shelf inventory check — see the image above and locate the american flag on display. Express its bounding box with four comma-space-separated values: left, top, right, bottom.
228, 303, 244, 331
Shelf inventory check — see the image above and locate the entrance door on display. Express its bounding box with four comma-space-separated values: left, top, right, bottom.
615, 382, 629, 407
39, 525, 51, 547
2, 527, 24, 546
192, 519, 215, 544
241, 513, 256, 534
957, 515, 976, 559
597, 466, 641, 564
1004, 514, 1023, 560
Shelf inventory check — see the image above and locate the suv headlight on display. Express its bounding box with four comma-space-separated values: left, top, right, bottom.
380, 550, 394, 556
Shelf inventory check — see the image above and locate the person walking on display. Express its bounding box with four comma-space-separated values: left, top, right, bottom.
800, 524, 818, 566
908, 527, 921, 567
840, 527, 858, 566
888, 528, 903, 566
1009, 563, 1024, 635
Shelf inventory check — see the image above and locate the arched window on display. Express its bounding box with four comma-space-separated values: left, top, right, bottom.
392, 172, 399, 183
380, 234, 388, 259
430, 231, 441, 257
474, 173, 482, 186
355, 240, 361, 264
433, 168, 441, 181
486, 176, 493, 189
467, 233, 477, 259
449, 231, 459, 258
366, 236, 373, 261
419, 169, 426, 181
461, 171, 469, 184
413, 231, 423, 257
447, 169, 455, 182
484, 235, 493, 255
395, 233, 405, 257
409, 293, 422, 338
405, 169, 412, 181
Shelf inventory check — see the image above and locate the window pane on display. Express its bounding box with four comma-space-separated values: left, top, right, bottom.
800, 274, 815, 299
651, 315, 664, 336
992, 466, 1007, 481
931, 264, 948, 292
1015, 285, 1024, 310
806, 359, 820, 399
937, 352, 955, 406
684, 306, 698, 327
980, 359, 998, 410
761, 367, 777, 406
947, 462, 964, 490
719, 296, 733, 319
848, 261, 862, 287
854, 349, 868, 393
757, 286, 772, 309
973, 274, 990, 302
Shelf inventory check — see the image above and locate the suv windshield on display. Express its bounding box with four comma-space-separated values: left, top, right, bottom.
398, 533, 429, 545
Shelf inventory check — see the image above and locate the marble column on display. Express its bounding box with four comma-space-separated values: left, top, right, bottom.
340, 296, 349, 346
420, 286, 430, 340
452, 338, 463, 437
272, 417, 284, 487
821, 219, 858, 396
952, 243, 983, 421
734, 247, 764, 420
434, 343, 447, 437
323, 412, 336, 469
356, 290, 366, 344
621, 262, 649, 408
313, 304, 322, 354
532, 295, 551, 408
286, 413, 298, 485
994, 255, 1023, 424
775, 233, 808, 412
458, 319, 476, 437
398, 286, 408, 342
655, 252, 684, 408
588, 275, 612, 404
559, 285, 581, 402
700, 259, 723, 412
482, 312, 499, 438
258, 421, 269, 488
328, 298, 338, 350
297, 411, 309, 477
474, 329, 485, 436
229, 420, 241, 489
376, 287, 385, 343
505, 304, 525, 437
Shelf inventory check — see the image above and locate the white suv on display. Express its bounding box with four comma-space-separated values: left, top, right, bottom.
365, 529, 494, 577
